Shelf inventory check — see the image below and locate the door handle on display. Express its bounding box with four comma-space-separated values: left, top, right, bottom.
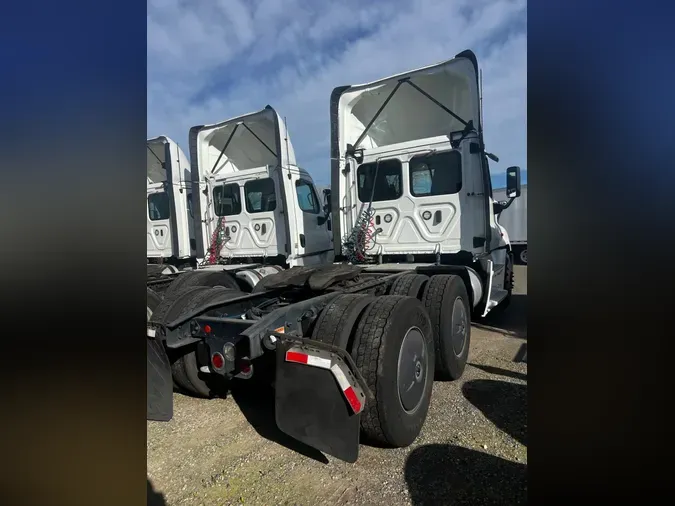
433, 210, 442, 225
299, 234, 306, 247
261, 223, 267, 235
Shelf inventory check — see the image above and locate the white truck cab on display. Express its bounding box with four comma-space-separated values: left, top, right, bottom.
147, 136, 196, 268
189, 106, 334, 268
330, 50, 522, 315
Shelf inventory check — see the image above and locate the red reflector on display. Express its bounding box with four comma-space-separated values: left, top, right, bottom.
344, 386, 362, 413
241, 363, 251, 374
211, 353, 224, 369
204, 324, 212, 334
285, 351, 308, 364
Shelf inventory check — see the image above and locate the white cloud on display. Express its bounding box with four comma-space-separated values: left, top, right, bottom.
148, 0, 527, 185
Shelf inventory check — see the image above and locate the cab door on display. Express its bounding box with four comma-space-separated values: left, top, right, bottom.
290, 171, 333, 258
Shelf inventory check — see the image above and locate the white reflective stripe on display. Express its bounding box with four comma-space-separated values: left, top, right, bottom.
330, 363, 351, 391
306, 355, 332, 369
147, 328, 156, 337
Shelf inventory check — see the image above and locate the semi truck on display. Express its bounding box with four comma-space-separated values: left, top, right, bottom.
147, 49, 523, 464
146, 136, 196, 270
147, 108, 336, 387
493, 184, 527, 264
146, 109, 334, 297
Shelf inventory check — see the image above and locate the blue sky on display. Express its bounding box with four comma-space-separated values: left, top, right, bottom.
148, 0, 527, 188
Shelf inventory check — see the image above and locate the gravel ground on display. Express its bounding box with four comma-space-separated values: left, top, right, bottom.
148, 266, 527, 506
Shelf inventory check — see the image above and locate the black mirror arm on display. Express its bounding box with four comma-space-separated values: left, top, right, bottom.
494, 198, 515, 215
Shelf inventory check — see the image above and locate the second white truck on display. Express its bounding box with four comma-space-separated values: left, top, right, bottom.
188, 105, 334, 271
147, 108, 335, 292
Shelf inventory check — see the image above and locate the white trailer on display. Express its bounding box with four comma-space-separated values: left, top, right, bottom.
493, 184, 527, 264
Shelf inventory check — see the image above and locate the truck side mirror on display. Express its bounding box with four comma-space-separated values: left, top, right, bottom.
506, 166, 521, 198
323, 189, 332, 213
318, 188, 332, 227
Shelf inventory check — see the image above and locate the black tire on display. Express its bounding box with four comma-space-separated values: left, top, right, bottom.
164, 270, 239, 297
311, 294, 375, 348
147, 288, 162, 321
519, 247, 527, 265
149, 286, 210, 327
350, 295, 435, 447
421, 275, 471, 381
149, 286, 210, 393
388, 274, 429, 298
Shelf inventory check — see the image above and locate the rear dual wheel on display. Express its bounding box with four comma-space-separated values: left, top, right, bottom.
390, 273, 472, 380
421, 274, 471, 380
312, 294, 435, 447
388, 273, 429, 298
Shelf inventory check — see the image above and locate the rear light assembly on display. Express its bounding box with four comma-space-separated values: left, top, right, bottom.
211, 352, 225, 370
235, 359, 254, 379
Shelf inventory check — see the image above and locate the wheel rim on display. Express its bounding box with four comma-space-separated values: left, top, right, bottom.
147, 305, 153, 322
397, 326, 428, 413
451, 297, 468, 356
520, 248, 527, 264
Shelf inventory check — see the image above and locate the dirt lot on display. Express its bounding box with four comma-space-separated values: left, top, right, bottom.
148, 267, 527, 506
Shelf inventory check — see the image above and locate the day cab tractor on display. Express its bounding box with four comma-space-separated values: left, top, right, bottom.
146, 135, 202, 321
147, 107, 336, 388
146, 134, 196, 279
146, 49, 523, 463
146, 107, 334, 314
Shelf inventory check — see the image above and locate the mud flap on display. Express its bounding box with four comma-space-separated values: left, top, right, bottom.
147, 337, 173, 421
274, 337, 367, 463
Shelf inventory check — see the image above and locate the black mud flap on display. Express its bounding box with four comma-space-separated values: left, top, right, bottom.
274, 338, 363, 463
147, 337, 173, 421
